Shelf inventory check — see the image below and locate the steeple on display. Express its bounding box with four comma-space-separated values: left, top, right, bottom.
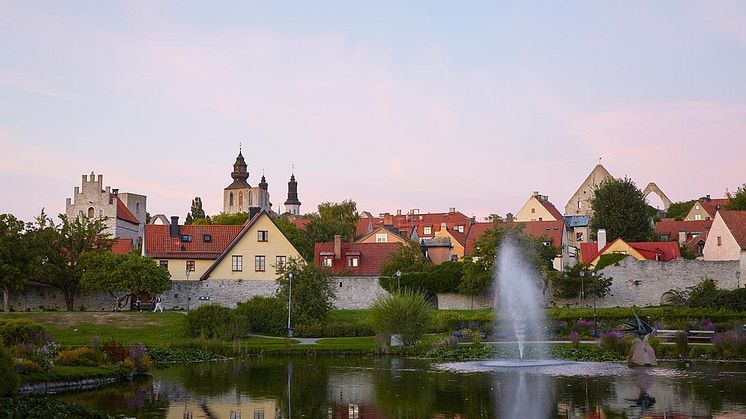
284, 170, 301, 215
231, 149, 249, 182
259, 172, 268, 191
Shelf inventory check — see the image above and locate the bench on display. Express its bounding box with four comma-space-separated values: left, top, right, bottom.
655, 329, 715, 343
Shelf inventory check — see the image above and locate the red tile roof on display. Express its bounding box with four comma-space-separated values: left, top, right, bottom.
655, 219, 712, 241
580, 238, 681, 264
314, 242, 400, 276
719, 210, 746, 250
464, 222, 495, 255
539, 199, 564, 221
355, 211, 472, 238
519, 220, 565, 247
145, 224, 242, 259
111, 238, 133, 254
699, 198, 731, 218
115, 197, 140, 224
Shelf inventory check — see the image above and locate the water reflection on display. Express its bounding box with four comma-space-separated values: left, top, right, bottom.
48, 358, 746, 418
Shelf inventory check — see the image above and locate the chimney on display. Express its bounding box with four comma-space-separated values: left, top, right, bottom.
249, 207, 261, 220
706, 195, 711, 202
112, 188, 119, 196
505, 213, 514, 223
396, 209, 402, 216
532, 191, 539, 197
597, 229, 607, 252
441, 222, 447, 230
678, 230, 687, 246
169, 216, 180, 237
334, 234, 342, 260
449, 207, 456, 214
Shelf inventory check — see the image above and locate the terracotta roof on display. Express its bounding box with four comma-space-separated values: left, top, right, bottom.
111, 238, 133, 254
201, 211, 301, 279
115, 196, 140, 224
580, 238, 681, 264
464, 222, 495, 255
355, 211, 472, 238
719, 210, 746, 250
655, 219, 712, 241
313, 242, 400, 276
538, 199, 564, 221
699, 198, 731, 218
519, 220, 565, 248
355, 226, 408, 243
145, 224, 242, 259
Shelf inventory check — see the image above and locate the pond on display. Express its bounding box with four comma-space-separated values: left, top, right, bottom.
50, 357, 746, 418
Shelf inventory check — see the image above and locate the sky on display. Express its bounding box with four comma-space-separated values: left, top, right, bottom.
2, 1, 746, 223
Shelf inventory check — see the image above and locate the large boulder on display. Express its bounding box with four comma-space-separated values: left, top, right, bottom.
628, 337, 657, 367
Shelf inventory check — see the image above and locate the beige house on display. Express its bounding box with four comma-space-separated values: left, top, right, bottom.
355, 226, 409, 244
564, 164, 613, 217
685, 196, 731, 221
434, 227, 466, 260
515, 191, 563, 222
201, 211, 303, 280
703, 210, 746, 273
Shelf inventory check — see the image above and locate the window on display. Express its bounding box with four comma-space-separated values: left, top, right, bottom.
186, 260, 195, 271
717, 236, 722, 246
255, 255, 266, 272
88, 207, 94, 218
99, 209, 104, 217
232, 255, 243, 271
181, 235, 192, 242
257, 230, 268, 242
423, 226, 432, 235
375, 233, 387, 243
456, 225, 464, 233
538, 217, 543, 221
577, 200, 581, 209
254, 410, 265, 419
203, 234, 212, 243
531, 208, 535, 213
276, 256, 286, 271
322, 257, 333, 267
238, 192, 243, 209
229, 192, 234, 207
249, 191, 253, 206
347, 257, 359, 267
695, 214, 702, 221
451, 255, 459, 262
576, 232, 584, 242
159, 260, 168, 269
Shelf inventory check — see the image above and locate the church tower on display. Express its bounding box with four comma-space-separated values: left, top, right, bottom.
284, 173, 301, 215
223, 148, 272, 215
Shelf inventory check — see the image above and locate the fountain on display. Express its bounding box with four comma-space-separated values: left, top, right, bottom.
483, 236, 568, 368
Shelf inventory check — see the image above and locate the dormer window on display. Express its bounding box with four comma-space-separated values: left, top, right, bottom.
203, 234, 212, 243
181, 235, 192, 242
347, 256, 359, 267
257, 230, 268, 242
423, 226, 432, 235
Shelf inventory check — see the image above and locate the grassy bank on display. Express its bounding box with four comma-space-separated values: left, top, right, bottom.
20, 365, 129, 385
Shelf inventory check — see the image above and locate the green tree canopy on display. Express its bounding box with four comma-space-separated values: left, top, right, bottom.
29, 211, 113, 311
275, 259, 335, 328
666, 200, 697, 221
727, 184, 746, 210
305, 200, 360, 243
208, 212, 249, 225
185, 197, 206, 225
81, 251, 172, 310
548, 262, 612, 300
0, 214, 32, 312
589, 177, 655, 242
272, 216, 313, 262
380, 241, 431, 277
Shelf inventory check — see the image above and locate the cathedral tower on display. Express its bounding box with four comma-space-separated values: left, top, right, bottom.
223, 148, 271, 214
284, 173, 301, 215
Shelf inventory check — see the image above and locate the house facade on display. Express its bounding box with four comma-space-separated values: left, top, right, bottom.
355, 226, 409, 244
514, 191, 563, 222
684, 196, 731, 221
564, 164, 613, 217
314, 235, 399, 276
580, 231, 681, 268
703, 210, 746, 272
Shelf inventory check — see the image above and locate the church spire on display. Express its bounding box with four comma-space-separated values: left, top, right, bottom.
231, 148, 249, 182
259, 170, 268, 191
284, 169, 301, 215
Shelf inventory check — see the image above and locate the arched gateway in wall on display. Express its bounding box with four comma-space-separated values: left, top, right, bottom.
642, 182, 673, 210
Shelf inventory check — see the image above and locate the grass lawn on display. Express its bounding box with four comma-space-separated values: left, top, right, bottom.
314, 336, 375, 350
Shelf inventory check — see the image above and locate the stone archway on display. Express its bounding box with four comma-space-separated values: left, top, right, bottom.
643, 182, 673, 210
149, 214, 170, 225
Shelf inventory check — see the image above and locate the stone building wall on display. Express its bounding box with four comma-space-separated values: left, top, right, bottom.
8, 276, 389, 312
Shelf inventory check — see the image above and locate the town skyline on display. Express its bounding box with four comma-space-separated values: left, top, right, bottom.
2, 1, 746, 222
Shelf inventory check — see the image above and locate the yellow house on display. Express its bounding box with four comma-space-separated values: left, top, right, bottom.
355, 226, 409, 244
201, 211, 303, 280
514, 191, 563, 222
434, 227, 466, 260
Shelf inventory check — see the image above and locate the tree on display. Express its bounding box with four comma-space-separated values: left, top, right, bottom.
305, 200, 360, 243
727, 184, 746, 210
548, 263, 612, 300
275, 259, 335, 327
211, 212, 249, 225
185, 197, 206, 225
29, 211, 113, 311
666, 200, 697, 221
273, 216, 312, 261
80, 251, 172, 310
589, 177, 655, 242
0, 214, 32, 312
370, 289, 433, 346
380, 241, 431, 277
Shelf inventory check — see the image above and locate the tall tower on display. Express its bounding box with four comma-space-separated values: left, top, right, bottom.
284, 173, 301, 215
223, 149, 252, 214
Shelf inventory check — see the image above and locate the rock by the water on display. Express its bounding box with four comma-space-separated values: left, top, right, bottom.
628, 337, 657, 367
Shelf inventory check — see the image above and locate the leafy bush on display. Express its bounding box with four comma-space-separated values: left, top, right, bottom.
103, 341, 128, 363
56, 347, 101, 366
276, 260, 335, 326
16, 359, 43, 375
598, 330, 634, 356
379, 261, 464, 294
0, 319, 48, 346
0, 342, 19, 395
674, 331, 689, 357
127, 343, 152, 373
370, 290, 433, 345
712, 331, 746, 359
0, 396, 109, 418
13, 340, 60, 371
185, 304, 247, 339
236, 296, 287, 336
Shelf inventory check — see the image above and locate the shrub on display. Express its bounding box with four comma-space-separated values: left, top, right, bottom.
599, 330, 634, 356
674, 331, 689, 357
712, 331, 746, 359
236, 296, 286, 336
0, 343, 19, 396
15, 359, 43, 375
0, 319, 49, 346
276, 260, 336, 326
185, 304, 247, 340
568, 331, 580, 348
56, 347, 101, 366
14, 340, 60, 372
103, 341, 129, 363
370, 289, 433, 346
128, 343, 152, 374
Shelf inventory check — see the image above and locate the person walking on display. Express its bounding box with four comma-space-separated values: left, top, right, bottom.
135, 297, 142, 312
153, 295, 164, 313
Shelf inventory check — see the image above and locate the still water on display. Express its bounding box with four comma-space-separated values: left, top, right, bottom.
51, 357, 746, 418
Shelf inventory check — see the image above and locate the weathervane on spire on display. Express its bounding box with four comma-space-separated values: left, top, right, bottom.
239, 142, 242, 153
291, 164, 295, 175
